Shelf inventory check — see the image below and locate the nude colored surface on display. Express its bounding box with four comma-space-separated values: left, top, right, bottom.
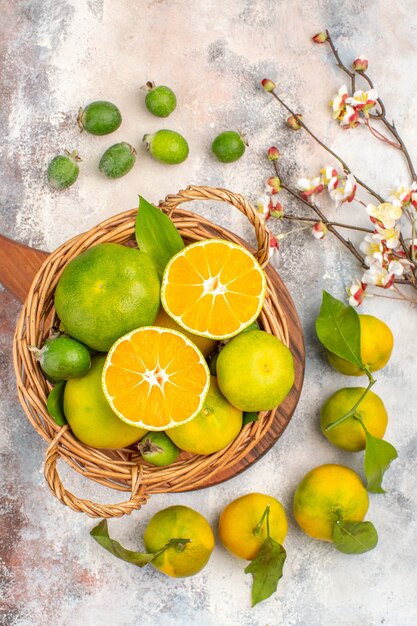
1, 1, 417, 624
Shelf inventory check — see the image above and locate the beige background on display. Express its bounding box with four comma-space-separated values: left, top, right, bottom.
1, 1, 417, 624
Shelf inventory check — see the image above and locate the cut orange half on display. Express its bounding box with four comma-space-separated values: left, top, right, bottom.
161, 239, 267, 340
102, 327, 210, 431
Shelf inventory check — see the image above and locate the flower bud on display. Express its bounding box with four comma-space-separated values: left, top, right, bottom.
266, 176, 281, 194
312, 32, 328, 44
270, 207, 284, 219
261, 78, 276, 92
347, 280, 367, 307
286, 114, 302, 130
269, 196, 284, 218
312, 222, 328, 240
267, 146, 280, 161
353, 55, 368, 71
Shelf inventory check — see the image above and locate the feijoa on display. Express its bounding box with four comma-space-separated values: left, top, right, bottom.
143, 129, 189, 164
138, 432, 180, 466
99, 142, 137, 178
32, 335, 91, 382
77, 101, 122, 135
47, 151, 81, 190
211, 131, 246, 163
145, 81, 177, 117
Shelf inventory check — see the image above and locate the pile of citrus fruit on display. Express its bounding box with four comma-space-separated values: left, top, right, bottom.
38, 196, 295, 465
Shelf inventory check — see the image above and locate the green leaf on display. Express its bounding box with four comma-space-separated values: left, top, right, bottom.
90, 520, 155, 567
135, 195, 184, 279
47, 381, 67, 426
333, 520, 378, 554
315, 291, 363, 369
244, 537, 286, 607
243, 411, 259, 425
364, 431, 398, 493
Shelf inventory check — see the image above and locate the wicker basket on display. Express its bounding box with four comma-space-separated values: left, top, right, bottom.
13, 185, 303, 518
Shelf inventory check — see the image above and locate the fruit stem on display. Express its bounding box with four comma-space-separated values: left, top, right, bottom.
353, 414, 369, 434
137, 439, 163, 455
28, 345, 43, 362
325, 372, 376, 432
142, 134, 152, 150
253, 504, 270, 538
154, 538, 191, 557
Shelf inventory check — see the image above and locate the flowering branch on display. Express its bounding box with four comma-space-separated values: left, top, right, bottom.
322, 29, 417, 181
272, 163, 368, 268
267, 88, 384, 203
259, 32, 417, 307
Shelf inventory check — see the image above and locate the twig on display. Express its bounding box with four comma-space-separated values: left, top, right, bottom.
324, 31, 417, 181
282, 213, 374, 233
269, 89, 384, 203
274, 162, 368, 267
325, 29, 356, 93
273, 161, 416, 288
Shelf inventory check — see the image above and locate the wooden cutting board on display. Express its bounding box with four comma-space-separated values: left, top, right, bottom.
0, 234, 49, 302
1, 231, 305, 490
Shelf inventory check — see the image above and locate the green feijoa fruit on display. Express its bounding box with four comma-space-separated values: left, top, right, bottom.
99, 142, 137, 179
47, 381, 67, 426
143, 130, 189, 164
137, 432, 180, 467
211, 131, 246, 163
77, 101, 122, 135
32, 335, 91, 382
145, 81, 177, 118
47, 151, 81, 190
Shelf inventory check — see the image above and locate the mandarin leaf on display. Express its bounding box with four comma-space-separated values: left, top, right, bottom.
364, 432, 398, 493
333, 520, 378, 554
135, 196, 184, 279
244, 537, 286, 607
90, 520, 155, 567
316, 291, 363, 369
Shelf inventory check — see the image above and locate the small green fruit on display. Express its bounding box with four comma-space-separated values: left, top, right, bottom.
99, 142, 137, 179
77, 101, 122, 135
211, 131, 246, 163
47, 151, 80, 190
145, 82, 177, 117
138, 431, 180, 466
143, 130, 189, 164
33, 335, 91, 382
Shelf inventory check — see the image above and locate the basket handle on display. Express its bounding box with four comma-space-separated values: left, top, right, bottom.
43, 427, 149, 518
160, 185, 270, 267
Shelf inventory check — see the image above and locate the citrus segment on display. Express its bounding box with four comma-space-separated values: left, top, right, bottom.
102, 327, 210, 430
161, 239, 266, 340
154, 307, 217, 358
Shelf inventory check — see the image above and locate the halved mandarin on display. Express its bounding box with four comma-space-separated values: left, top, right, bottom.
161, 239, 267, 340
102, 327, 210, 430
